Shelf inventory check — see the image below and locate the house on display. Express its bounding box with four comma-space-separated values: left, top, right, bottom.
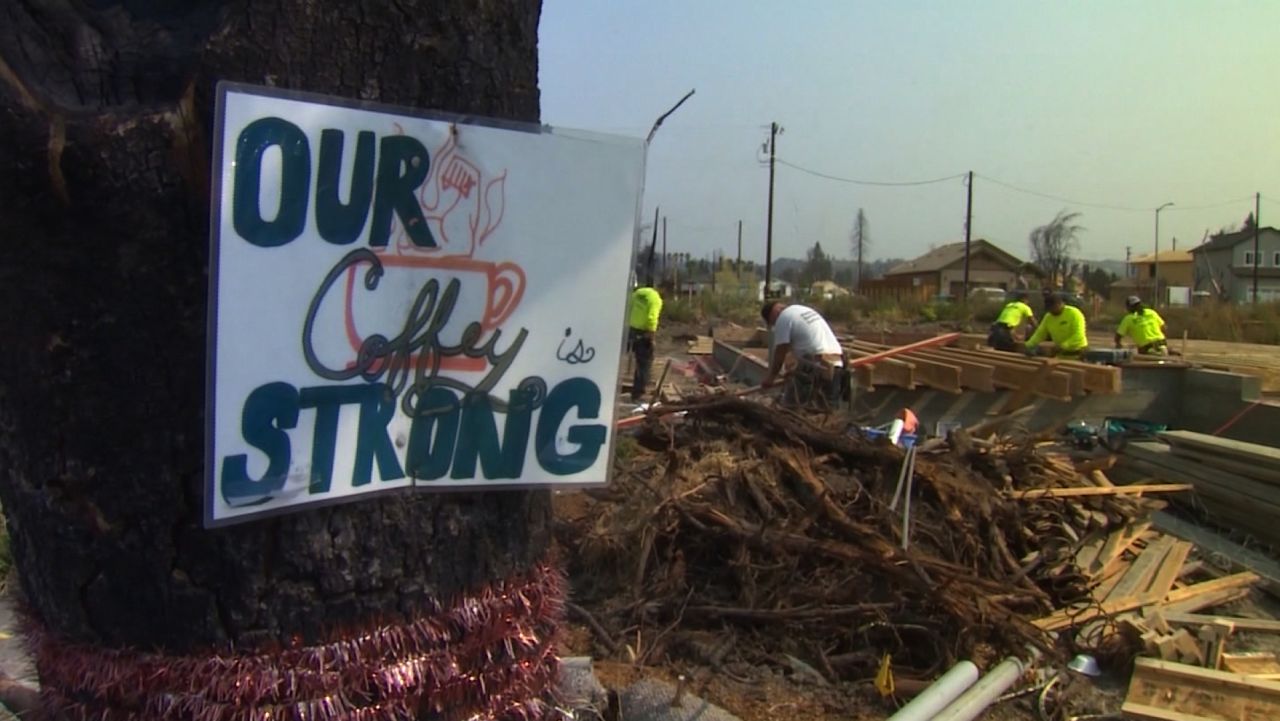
757, 279, 794, 301
1190, 226, 1280, 303
809, 280, 850, 300
1110, 248, 1194, 303
863, 239, 1028, 303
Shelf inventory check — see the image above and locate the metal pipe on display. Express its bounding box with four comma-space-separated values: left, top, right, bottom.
885, 661, 980, 721
931, 656, 1027, 721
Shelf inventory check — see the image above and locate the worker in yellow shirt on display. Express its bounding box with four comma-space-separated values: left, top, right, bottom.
1115, 295, 1167, 355
1025, 292, 1088, 359
987, 290, 1036, 352
627, 285, 663, 402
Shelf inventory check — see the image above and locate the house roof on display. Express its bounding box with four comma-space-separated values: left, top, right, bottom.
1130, 249, 1193, 264
1190, 226, 1280, 253
885, 239, 1024, 276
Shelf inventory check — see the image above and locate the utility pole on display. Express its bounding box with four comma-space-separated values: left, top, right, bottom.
1125, 246, 1132, 277
661, 216, 667, 286
963, 171, 973, 300
1253, 192, 1261, 304
1154, 202, 1174, 307
644, 206, 659, 286
736, 220, 743, 281
765, 122, 780, 295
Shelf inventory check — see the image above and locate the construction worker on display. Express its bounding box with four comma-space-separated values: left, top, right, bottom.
627, 285, 663, 402
1115, 295, 1168, 355
761, 301, 845, 408
1025, 292, 1088, 359
988, 289, 1037, 352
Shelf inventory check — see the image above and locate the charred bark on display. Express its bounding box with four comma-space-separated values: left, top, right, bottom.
0, 0, 549, 655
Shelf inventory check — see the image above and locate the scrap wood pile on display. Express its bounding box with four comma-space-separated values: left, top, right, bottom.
556, 396, 1256, 689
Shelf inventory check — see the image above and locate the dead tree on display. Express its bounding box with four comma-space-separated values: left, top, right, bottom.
0, 2, 558, 719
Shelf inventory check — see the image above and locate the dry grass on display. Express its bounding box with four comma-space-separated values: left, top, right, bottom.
1097, 300, 1280, 344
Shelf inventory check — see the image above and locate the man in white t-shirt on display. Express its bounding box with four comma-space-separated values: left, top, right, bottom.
761, 301, 846, 408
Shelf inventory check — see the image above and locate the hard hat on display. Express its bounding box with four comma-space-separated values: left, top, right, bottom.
1125, 295, 1141, 308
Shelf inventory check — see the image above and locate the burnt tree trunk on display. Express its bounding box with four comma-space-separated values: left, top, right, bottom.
0, 0, 554, 716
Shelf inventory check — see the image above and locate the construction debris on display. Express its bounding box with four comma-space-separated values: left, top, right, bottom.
561, 395, 1261, 695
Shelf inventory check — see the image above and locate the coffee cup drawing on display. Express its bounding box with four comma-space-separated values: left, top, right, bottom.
341, 134, 524, 372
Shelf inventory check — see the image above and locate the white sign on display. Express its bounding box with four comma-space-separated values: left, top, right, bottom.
206, 83, 645, 526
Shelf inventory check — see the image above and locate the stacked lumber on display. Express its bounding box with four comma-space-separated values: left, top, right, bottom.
840, 339, 1120, 397
1118, 431, 1280, 547
685, 335, 713, 355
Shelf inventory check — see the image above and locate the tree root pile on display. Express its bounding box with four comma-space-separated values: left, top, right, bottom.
556, 396, 1149, 683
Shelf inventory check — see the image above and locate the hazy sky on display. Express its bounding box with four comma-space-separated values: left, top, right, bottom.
538, 0, 1280, 265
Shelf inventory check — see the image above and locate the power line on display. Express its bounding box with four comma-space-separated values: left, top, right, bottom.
977, 174, 1257, 214
1165, 196, 1256, 211
976, 174, 1150, 212
775, 158, 966, 187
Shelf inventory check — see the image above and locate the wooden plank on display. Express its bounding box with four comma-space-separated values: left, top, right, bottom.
1107, 537, 1174, 603
1164, 613, 1280, 634
1144, 541, 1194, 604
1119, 702, 1217, 721
1008, 483, 1192, 499
1051, 357, 1123, 394
1090, 520, 1151, 577
1166, 445, 1280, 488
1124, 657, 1280, 721
1122, 445, 1280, 512
1161, 430, 1280, 470
1164, 572, 1261, 606
1135, 657, 1280, 694
1035, 572, 1259, 632
1222, 652, 1280, 676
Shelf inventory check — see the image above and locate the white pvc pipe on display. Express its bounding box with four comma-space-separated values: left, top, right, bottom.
888, 418, 906, 445
885, 661, 980, 721
931, 656, 1027, 721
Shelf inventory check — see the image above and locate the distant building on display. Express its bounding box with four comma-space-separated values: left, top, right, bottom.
809, 280, 850, 300
1190, 226, 1280, 303
1111, 248, 1194, 302
863, 239, 1027, 303
758, 279, 794, 301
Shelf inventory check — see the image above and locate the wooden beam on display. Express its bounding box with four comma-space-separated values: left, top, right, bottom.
1008, 483, 1192, 499
1164, 613, 1280, 634
933, 346, 1081, 398
1107, 537, 1175, 603
1124, 657, 1280, 721
1036, 571, 1259, 632
1119, 702, 1216, 721
1144, 541, 1194, 605
853, 360, 916, 390
844, 344, 962, 393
